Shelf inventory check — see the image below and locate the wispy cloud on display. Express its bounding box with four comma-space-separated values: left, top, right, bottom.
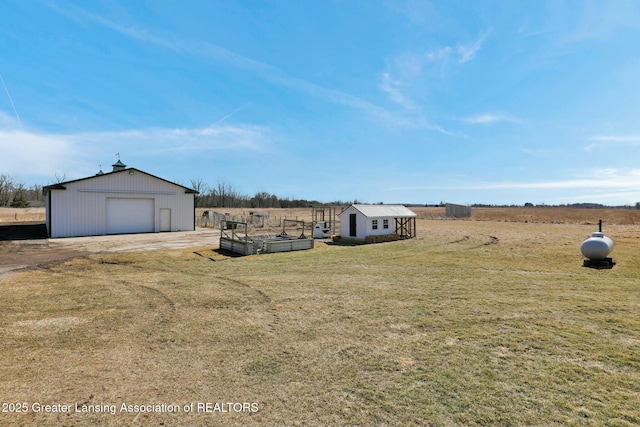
517, 18, 551, 38
0, 120, 271, 180
559, 0, 640, 46
44, 1, 438, 133
212, 104, 252, 127
270, 73, 437, 131
425, 30, 491, 67
457, 30, 491, 64
379, 72, 416, 110
422, 46, 452, 78
589, 135, 640, 142
0, 111, 21, 129
585, 135, 640, 151
519, 147, 551, 157
0, 75, 22, 129
44, 1, 278, 73
71, 123, 272, 154
462, 112, 523, 125
387, 168, 640, 192
425, 46, 453, 63
378, 30, 491, 130
0, 129, 79, 178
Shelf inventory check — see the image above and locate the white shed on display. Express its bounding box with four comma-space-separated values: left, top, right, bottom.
43, 161, 197, 238
338, 204, 417, 242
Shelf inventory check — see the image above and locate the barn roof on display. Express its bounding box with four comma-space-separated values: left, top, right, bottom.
43, 168, 198, 194
346, 204, 416, 218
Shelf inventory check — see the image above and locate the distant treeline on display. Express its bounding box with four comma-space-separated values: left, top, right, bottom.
0, 174, 354, 209
0, 174, 43, 207
3, 172, 640, 210
189, 179, 355, 208
472, 202, 640, 209
421, 202, 640, 209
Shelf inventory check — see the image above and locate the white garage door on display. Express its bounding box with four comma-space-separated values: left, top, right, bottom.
106, 198, 154, 234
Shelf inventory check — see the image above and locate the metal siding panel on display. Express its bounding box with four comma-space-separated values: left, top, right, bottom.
45, 191, 51, 237
446, 203, 471, 218
264, 239, 313, 253
49, 170, 193, 237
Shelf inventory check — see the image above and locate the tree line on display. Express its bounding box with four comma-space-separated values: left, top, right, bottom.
0, 174, 44, 208
189, 179, 353, 209
0, 173, 351, 209
11, 173, 637, 210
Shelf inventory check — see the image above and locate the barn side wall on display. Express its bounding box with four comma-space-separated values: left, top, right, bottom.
49, 172, 194, 238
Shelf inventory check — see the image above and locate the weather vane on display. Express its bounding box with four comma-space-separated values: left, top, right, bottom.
116, 152, 121, 160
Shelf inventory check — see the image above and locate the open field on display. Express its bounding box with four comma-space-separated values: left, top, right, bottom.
196, 206, 640, 226
1, 212, 639, 426
0, 208, 46, 224
6, 206, 640, 226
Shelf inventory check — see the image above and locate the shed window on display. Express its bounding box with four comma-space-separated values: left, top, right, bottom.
372, 219, 378, 230
383, 219, 389, 229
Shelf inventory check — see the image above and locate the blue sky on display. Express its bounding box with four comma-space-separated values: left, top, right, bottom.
2, 0, 640, 205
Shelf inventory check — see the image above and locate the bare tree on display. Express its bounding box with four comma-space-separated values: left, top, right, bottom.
251, 191, 272, 208
30, 184, 43, 203
10, 183, 29, 207
214, 180, 231, 208
0, 174, 15, 207
52, 172, 67, 184
190, 178, 209, 208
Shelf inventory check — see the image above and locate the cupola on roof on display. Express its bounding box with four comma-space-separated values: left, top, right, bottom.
112, 159, 127, 172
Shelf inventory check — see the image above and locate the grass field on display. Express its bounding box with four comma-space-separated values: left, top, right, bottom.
6, 205, 640, 225
1, 214, 639, 426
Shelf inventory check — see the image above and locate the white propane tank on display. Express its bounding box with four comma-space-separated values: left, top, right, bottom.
580, 232, 614, 260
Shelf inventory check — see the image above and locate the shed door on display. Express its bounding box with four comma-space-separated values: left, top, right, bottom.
159, 208, 171, 232
106, 198, 154, 234
349, 214, 357, 237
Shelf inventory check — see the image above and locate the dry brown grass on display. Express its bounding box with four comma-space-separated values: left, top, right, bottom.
5, 205, 640, 226
1, 217, 639, 426
0, 208, 45, 224
469, 207, 640, 225
199, 206, 640, 226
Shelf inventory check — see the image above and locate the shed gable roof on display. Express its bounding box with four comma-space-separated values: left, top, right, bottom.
43, 168, 198, 193
342, 204, 416, 218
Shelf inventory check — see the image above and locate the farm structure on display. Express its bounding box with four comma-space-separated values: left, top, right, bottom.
446, 203, 471, 218
43, 160, 197, 238
338, 204, 417, 243
198, 210, 252, 228
311, 206, 340, 238
198, 210, 228, 228
219, 219, 314, 256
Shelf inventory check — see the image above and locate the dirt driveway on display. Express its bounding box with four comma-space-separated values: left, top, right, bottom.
0, 226, 221, 279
